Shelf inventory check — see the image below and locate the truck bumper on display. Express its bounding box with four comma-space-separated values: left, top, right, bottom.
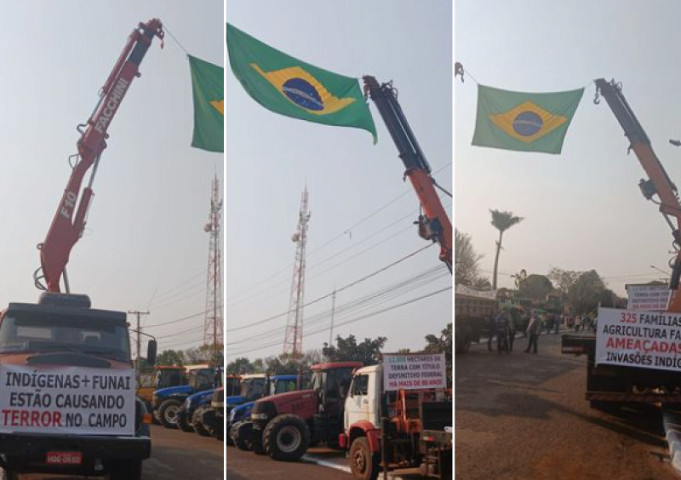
0, 432, 151, 474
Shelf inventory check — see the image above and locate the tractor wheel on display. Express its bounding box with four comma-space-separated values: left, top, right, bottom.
262, 414, 310, 461
349, 437, 379, 480
193, 406, 212, 437
177, 411, 194, 432
159, 399, 182, 429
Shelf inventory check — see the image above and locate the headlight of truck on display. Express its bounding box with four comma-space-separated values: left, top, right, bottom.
185, 398, 193, 409
228, 408, 237, 422
250, 413, 268, 420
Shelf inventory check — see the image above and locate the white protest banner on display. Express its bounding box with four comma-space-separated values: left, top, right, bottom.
383, 352, 447, 391
595, 307, 681, 372
626, 284, 670, 311
0, 365, 135, 435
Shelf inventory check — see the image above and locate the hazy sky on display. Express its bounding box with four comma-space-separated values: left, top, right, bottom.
225, 0, 453, 361
455, 0, 681, 296
0, 1, 223, 356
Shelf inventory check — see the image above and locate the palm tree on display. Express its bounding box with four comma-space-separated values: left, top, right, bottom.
490, 209, 524, 290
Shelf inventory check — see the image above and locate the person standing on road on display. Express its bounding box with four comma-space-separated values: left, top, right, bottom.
507, 313, 517, 352
554, 314, 561, 334
496, 310, 510, 354
525, 311, 540, 354
487, 315, 496, 352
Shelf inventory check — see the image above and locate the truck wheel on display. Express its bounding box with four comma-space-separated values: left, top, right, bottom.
349, 437, 379, 480
159, 399, 182, 429
193, 406, 212, 437
177, 412, 194, 432
108, 459, 142, 480
263, 414, 310, 461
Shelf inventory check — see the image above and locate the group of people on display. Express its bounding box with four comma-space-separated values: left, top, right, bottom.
487, 310, 565, 354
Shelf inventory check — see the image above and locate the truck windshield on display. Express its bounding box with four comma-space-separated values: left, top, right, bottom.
0, 313, 130, 362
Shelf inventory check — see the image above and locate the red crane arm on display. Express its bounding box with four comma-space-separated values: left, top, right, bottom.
363, 76, 453, 273
596, 79, 681, 312
37, 19, 164, 292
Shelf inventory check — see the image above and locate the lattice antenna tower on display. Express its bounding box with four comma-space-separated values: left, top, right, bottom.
203, 175, 224, 359
283, 187, 310, 357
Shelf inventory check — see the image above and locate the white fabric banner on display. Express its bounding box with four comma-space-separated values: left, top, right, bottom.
382, 353, 446, 391
0, 365, 135, 435
626, 284, 670, 311
595, 307, 681, 372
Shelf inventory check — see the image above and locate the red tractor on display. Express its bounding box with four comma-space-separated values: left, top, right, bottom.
239, 361, 361, 461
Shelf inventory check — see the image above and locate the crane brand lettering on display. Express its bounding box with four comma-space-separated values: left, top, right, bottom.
59, 191, 78, 219
95, 78, 131, 134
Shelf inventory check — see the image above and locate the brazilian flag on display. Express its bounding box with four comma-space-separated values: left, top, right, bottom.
189, 55, 224, 153
226, 23, 377, 143
472, 85, 584, 154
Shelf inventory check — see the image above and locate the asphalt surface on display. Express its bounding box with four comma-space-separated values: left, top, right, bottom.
227, 444, 426, 479
456, 330, 677, 480
15, 423, 223, 479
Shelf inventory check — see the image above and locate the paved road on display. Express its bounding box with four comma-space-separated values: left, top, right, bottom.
15, 424, 223, 479
456, 331, 676, 480
227, 444, 425, 480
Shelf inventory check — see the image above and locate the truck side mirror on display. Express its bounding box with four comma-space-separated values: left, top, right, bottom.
147, 340, 157, 366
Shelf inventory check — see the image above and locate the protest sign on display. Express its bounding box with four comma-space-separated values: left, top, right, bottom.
0, 365, 135, 435
626, 284, 670, 311
595, 307, 681, 372
382, 352, 446, 391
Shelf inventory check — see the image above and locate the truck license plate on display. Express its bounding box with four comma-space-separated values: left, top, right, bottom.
46, 451, 82, 465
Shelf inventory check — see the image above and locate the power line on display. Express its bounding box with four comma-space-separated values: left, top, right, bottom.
226, 243, 436, 333
227, 286, 451, 357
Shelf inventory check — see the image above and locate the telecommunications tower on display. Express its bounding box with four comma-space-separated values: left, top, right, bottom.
204, 175, 223, 359
283, 187, 310, 357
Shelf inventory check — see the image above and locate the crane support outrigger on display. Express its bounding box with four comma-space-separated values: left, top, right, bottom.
363, 76, 453, 273
35, 19, 164, 293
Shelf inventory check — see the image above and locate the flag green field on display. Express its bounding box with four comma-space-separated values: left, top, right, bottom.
472, 85, 584, 154
189, 55, 224, 153
226, 23, 377, 143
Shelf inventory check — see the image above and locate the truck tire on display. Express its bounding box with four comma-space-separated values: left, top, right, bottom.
159, 399, 183, 429
193, 406, 212, 437
263, 414, 310, 461
108, 459, 142, 480
349, 437, 379, 480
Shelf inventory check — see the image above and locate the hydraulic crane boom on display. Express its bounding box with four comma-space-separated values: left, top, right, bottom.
595, 78, 681, 312
363, 76, 453, 273
35, 19, 164, 293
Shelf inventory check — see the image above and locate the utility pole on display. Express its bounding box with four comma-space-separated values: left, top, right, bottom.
128, 310, 150, 384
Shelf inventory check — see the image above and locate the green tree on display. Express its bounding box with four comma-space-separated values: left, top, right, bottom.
226, 357, 255, 375
548, 267, 581, 300
455, 229, 485, 286
423, 323, 452, 388
322, 335, 387, 366
155, 349, 185, 366
518, 274, 554, 303
567, 270, 607, 314
490, 210, 524, 290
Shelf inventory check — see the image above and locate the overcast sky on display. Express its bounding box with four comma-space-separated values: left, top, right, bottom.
225, 0, 453, 362
0, 1, 223, 357
455, 0, 681, 297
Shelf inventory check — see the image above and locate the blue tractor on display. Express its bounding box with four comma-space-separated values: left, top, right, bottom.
176, 367, 224, 435
227, 374, 299, 448
151, 366, 216, 429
